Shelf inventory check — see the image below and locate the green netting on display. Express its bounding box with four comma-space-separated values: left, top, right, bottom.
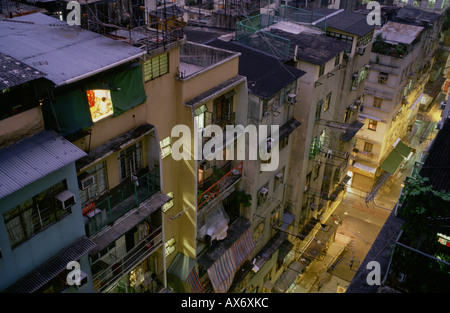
235, 6, 326, 60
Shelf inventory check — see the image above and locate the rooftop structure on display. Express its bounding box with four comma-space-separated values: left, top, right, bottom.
0, 53, 45, 90
0, 13, 146, 87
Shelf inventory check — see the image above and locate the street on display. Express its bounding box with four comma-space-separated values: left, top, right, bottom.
290, 94, 442, 293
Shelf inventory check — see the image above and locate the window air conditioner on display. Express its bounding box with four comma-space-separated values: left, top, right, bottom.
275, 172, 284, 179
75, 270, 89, 289
349, 104, 358, 112
55, 190, 76, 210
356, 47, 365, 55
79, 175, 95, 190
259, 187, 269, 198
287, 93, 297, 105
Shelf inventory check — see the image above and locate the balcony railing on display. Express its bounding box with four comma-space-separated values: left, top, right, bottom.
197, 161, 243, 213
84, 168, 160, 236
91, 226, 163, 293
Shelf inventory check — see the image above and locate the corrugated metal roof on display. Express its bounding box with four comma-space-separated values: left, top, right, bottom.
4, 236, 96, 293
0, 13, 145, 86
0, 130, 87, 199
375, 21, 424, 45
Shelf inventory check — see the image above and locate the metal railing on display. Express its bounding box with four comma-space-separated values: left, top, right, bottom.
197, 161, 243, 212
84, 168, 160, 236
92, 226, 163, 293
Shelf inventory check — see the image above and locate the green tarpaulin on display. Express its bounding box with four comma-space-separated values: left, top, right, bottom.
42, 64, 147, 136
380, 149, 404, 175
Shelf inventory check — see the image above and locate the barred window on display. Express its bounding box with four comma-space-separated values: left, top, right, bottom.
118, 141, 143, 180
78, 161, 108, 205
3, 180, 69, 248
144, 53, 169, 81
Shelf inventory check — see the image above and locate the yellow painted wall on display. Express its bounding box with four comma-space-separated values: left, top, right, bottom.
0, 106, 44, 148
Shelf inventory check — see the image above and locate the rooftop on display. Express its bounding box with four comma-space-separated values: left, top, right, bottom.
0, 52, 46, 90
374, 21, 424, 45
308, 8, 376, 37
267, 29, 347, 65
0, 13, 145, 87
393, 6, 442, 26
0, 130, 87, 199
207, 38, 306, 99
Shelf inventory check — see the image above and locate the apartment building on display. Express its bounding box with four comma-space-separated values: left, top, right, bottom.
227, 7, 374, 291
0, 53, 95, 293
204, 38, 306, 292
0, 12, 172, 293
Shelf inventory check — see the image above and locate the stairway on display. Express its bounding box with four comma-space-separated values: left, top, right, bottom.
365, 170, 390, 203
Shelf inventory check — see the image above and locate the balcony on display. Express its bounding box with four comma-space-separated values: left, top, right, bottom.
84, 167, 160, 236
197, 161, 243, 214
91, 227, 163, 293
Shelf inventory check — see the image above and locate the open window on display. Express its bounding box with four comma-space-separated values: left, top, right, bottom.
86, 90, 114, 122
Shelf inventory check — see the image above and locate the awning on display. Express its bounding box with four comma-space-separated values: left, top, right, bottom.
197, 217, 254, 293
0, 130, 87, 199
380, 150, 404, 174
358, 113, 384, 122
380, 141, 412, 175
167, 252, 204, 293
279, 118, 301, 141
340, 121, 364, 142
5, 236, 96, 293
89, 191, 171, 255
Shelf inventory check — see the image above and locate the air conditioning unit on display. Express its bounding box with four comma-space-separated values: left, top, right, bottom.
364, 64, 371, 70
349, 104, 358, 112
354, 99, 361, 105
55, 190, 76, 210
287, 93, 297, 105
79, 175, 95, 190
259, 187, 269, 197
275, 172, 284, 179
75, 270, 89, 289
440, 101, 446, 110
356, 46, 365, 55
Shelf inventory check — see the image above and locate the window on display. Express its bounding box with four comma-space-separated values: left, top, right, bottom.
270, 209, 280, 226
373, 97, 383, 109
364, 142, 373, 152
335, 54, 340, 67
305, 172, 312, 191
315, 100, 323, 121
324, 93, 331, 112
118, 141, 143, 180
253, 221, 264, 243
319, 129, 326, 148
144, 53, 169, 81
194, 104, 212, 130
3, 180, 69, 248
160, 136, 172, 160
318, 65, 325, 78
79, 161, 108, 205
368, 119, 378, 131
309, 137, 319, 159
326, 31, 354, 53
86, 89, 114, 122
214, 90, 234, 125
163, 192, 174, 212
378, 72, 388, 84
314, 162, 320, 180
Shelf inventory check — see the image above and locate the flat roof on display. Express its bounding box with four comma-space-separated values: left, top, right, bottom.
267, 29, 347, 65
318, 9, 376, 37
0, 13, 145, 87
375, 21, 424, 45
0, 130, 87, 199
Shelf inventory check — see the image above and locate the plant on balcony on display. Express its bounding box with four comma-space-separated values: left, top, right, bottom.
372, 33, 408, 58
